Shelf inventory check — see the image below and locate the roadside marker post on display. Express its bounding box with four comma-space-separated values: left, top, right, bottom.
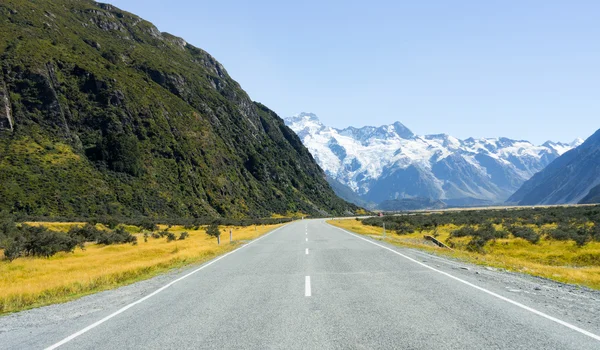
229, 229, 232, 243
383, 222, 386, 238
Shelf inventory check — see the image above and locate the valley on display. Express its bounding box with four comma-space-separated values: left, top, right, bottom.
0, 0, 599, 349
285, 113, 585, 209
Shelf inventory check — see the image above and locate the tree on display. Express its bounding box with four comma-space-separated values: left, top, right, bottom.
205, 224, 221, 244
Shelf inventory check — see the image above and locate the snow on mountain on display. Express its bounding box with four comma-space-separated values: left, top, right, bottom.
285, 113, 582, 206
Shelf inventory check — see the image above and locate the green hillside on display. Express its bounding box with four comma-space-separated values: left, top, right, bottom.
0, 0, 357, 218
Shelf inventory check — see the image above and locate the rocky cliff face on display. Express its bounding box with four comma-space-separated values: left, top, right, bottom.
0, 76, 13, 131
0, 0, 357, 217
285, 113, 581, 206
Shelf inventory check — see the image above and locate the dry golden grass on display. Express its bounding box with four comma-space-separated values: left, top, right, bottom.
0, 223, 282, 314
328, 219, 600, 290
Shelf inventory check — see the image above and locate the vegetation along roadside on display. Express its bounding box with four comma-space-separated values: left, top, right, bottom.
328, 205, 600, 290
0, 217, 287, 314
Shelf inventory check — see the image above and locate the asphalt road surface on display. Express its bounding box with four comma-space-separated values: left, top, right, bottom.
2, 219, 600, 349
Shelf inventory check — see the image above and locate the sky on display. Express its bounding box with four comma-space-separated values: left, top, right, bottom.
105, 0, 599, 144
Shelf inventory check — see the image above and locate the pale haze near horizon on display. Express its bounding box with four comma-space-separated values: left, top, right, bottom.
105, 0, 599, 144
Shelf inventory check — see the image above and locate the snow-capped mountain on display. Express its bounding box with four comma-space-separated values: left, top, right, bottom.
285, 113, 583, 206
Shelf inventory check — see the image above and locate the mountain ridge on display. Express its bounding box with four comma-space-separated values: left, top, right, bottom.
285, 112, 581, 206
0, 0, 357, 218
507, 128, 600, 205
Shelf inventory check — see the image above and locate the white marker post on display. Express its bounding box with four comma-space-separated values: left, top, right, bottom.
383, 222, 386, 238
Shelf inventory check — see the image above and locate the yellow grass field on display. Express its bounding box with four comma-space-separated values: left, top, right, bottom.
328, 219, 600, 290
0, 223, 283, 314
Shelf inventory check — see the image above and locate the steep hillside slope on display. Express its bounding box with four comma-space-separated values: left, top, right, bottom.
285, 113, 580, 206
580, 184, 600, 204
0, 0, 356, 218
508, 129, 600, 205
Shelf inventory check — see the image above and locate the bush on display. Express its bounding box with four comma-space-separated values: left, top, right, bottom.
97, 216, 119, 230
96, 227, 137, 245
451, 225, 476, 238
179, 232, 189, 240
548, 224, 573, 241
205, 224, 220, 238
573, 227, 592, 247
3, 225, 82, 260
166, 232, 176, 242
68, 223, 103, 242
3, 236, 25, 261
466, 236, 488, 252
139, 219, 158, 232
507, 225, 540, 244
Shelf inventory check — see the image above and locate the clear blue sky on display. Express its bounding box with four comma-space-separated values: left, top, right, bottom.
106, 0, 599, 144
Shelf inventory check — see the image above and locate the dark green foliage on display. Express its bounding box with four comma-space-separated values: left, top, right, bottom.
68, 223, 103, 242
506, 225, 540, 244
451, 225, 476, 238
573, 227, 593, 247
362, 205, 600, 248
452, 224, 506, 252
178, 231, 188, 240
205, 224, 220, 238
97, 217, 119, 230
166, 232, 176, 242
2, 224, 81, 260
155, 230, 169, 238
0, 0, 358, 219
548, 224, 573, 241
96, 226, 137, 245
138, 219, 158, 232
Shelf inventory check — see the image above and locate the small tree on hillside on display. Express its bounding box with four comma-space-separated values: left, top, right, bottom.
205, 224, 221, 245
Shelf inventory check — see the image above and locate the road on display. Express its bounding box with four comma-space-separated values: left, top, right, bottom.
2, 219, 600, 349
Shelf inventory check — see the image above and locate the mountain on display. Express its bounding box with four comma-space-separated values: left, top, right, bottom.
0, 0, 357, 218
285, 113, 581, 207
377, 198, 446, 211
508, 129, 600, 205
580, 184, 600, 204
326, 176, 375, 209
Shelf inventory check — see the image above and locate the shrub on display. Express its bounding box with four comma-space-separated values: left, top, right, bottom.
451, 225, 476, 238
68, 223, 103, 242
97, 216, 119, 230
205, 224, 221, 244
179, 231, 189, 240
507, 225, 540, 244
18, 225, 81, 258
205, 224, 220, 238
467, 236, 488, 252
139, 219, 158, 232
3, 236, 25, 261
573, 227, 592, 247
166, 232, 176, 242
548, 224, 573, 241
96, 227, 137, 245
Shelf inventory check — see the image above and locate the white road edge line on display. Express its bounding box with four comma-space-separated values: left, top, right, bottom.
330, 224, 600, 343
305, 276, 311, 297
44, 224, 290, 350
306, 248, 309, 255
